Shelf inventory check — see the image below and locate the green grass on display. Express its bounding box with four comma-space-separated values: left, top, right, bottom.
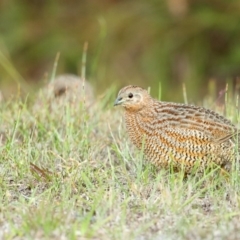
0, 86, 240, 240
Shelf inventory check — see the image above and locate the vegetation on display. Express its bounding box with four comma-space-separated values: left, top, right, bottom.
0, 81, 239, 239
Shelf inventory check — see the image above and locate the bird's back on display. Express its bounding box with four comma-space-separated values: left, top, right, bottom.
153, 101, 236, 138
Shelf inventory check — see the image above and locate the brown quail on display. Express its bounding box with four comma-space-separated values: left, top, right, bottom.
43, 74, 94, 103
114, 85, 239, 173
34, 74, 94, 111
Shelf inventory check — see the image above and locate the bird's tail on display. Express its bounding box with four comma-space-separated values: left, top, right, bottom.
217, 130, 240, 146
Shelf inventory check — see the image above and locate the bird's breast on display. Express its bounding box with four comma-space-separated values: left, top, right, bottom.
124, 111, 155, 148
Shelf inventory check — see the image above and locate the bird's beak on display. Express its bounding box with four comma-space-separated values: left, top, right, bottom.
114, 97, 123, 106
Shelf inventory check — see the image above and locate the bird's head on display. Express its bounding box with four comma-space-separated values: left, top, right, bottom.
114, 85, 152, 111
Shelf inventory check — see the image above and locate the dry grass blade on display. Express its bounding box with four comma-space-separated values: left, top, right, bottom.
30, 162, 53, 182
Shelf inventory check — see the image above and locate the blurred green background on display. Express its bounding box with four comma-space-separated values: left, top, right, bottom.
0, 0, 240, 101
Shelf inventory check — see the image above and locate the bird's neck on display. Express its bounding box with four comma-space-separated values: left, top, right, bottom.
124, 108, 154, 148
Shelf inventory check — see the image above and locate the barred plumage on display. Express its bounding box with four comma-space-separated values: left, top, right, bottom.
114, 85, 239, 172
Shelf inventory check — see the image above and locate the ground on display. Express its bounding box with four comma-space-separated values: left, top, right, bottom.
0, 87, 240, 240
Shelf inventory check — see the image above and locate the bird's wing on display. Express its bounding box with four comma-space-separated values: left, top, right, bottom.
154, 102, 236, 140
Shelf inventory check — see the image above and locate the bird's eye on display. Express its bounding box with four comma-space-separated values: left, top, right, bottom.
128, 93, 133, 98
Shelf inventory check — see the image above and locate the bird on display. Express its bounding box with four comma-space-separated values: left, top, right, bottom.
34, 74, 94, 111
114, 85, 239, 173
42, 74, 94, 103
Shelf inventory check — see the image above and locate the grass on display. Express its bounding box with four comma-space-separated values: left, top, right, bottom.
0, 82, 240, 240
